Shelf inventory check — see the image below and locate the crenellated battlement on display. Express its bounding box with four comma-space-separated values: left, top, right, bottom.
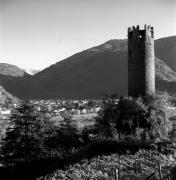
128, 24, 154, 38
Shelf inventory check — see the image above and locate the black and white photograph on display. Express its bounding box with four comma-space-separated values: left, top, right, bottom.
0, 0, 176, 179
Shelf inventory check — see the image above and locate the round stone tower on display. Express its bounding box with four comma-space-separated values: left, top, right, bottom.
128, 25, 155, 97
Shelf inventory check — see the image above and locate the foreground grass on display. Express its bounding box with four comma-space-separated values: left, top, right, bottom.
38, 149, 176, 180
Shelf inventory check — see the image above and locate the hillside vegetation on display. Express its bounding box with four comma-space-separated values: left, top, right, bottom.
0, 86, 20, 108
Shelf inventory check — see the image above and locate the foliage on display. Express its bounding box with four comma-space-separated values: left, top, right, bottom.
87, 100, 96, 108
95, 95, 173, 140
95, 98, 118, 138
170, 165, 176, 179
116, 97, 150, 137
37, 149, 176, 180
81, 126, 98, 143
46, 112, 80, 155
59, 113, 80, 153
1, 102, 55, 164
0, 114, 8, 143
147, 95, 173, 139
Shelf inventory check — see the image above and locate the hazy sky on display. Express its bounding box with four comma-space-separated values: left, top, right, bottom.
0, 0, 176, 70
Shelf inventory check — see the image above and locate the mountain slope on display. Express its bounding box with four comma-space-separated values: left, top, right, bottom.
0, 86, 20, 108
0, 63, 31, 99
1, 36, 176, 99
0, 63, 30, 77
23, 40, 128, 98
155, 36, 176, 71
155, 57, 176, 81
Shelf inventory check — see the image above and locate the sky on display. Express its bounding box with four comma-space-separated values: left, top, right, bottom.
0, 0, 176, 71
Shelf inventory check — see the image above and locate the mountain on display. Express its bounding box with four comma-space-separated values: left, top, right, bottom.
155, 36, 176, 71
0, 86, 20, 108
0, 63, 30, 77
23, 39, 129, 99
0, 36, 176, 99
155, 57, 176, 82
0, 63, 31, 99
25, 69, 41, 75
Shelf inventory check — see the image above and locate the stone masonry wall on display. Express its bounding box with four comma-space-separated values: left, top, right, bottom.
128, 25, 155, 97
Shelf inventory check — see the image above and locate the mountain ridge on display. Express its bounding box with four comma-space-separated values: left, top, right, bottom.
0, 63, 30, 77
0, 36, 176, 99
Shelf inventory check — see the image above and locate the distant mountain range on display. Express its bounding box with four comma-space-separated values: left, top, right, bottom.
0, 63, 30, 77
25, 69, 41, 75
0, 36, 176, 99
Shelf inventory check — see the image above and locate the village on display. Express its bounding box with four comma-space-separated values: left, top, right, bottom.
30, 99, 103, 116
0, 98, 109, 134
0, 99, 103, 116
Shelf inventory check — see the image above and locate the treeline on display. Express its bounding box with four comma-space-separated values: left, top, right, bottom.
0, 103, 82, 165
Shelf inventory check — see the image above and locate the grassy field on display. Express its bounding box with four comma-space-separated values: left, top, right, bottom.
50, 113, 97, 129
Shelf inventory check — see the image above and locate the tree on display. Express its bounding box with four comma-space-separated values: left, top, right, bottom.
1, 102, 54, 164
59, 112, 79, 153
116, 97, 150, 137
95, 95, 172, 141
87, 100, 96, 108
148, 95, 173, 139
46, 111, 80, 155
116, 96, 172, 140
95, 97, 118, 138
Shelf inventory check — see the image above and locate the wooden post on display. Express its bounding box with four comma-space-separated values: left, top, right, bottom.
115, 169, 118, 180
158, 162, 162, 180
118, 155, 121, 180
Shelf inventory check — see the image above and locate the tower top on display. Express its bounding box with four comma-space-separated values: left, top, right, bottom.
128, 25, 154, 38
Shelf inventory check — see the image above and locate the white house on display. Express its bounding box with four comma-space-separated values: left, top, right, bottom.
1, 110, 11, 115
